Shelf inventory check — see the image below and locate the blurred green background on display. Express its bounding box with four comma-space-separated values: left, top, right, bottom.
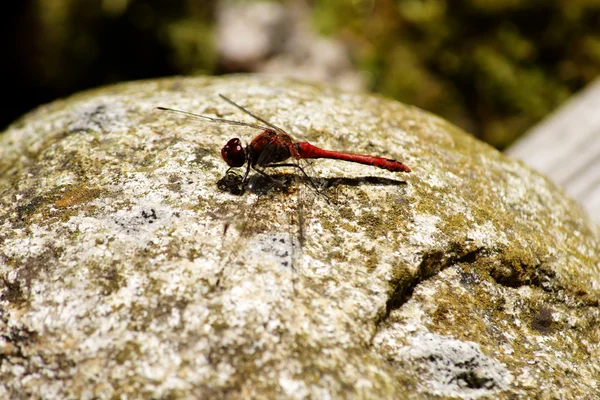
3, 0, 599, 149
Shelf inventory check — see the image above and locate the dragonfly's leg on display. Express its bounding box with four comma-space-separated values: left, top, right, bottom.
249, 165, 291, 193
252, 166, 273, 179
264, 163, 311, 181
265, 163, 330, 201
252, 166, 281, 183
241, 161, 252, 187
225, 167, 242, 179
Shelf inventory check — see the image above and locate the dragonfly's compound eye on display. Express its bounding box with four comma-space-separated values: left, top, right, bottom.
221, 138, 246, 167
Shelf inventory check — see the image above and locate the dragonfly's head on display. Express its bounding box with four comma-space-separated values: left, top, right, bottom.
221, 138, 246, 168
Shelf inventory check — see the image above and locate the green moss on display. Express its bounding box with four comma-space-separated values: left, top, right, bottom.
0, 277, 26, 306
115, 341, 142, 365
93, 263, 125, 296
361, 245, 380, 270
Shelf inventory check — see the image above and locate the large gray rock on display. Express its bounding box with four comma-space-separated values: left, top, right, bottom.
1, 76, 598, 399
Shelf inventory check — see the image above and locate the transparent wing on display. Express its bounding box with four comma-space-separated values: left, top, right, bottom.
157, 106, 270, 131
218, 94, 288, 134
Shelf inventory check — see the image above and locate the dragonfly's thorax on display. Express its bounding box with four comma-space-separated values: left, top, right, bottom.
248, 129, 296, 167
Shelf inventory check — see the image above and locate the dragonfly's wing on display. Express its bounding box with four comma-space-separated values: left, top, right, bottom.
157, 107, 270, 131
219, 95, 288, 134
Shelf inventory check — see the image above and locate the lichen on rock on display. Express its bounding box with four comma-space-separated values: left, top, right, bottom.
0, 75, 598, 399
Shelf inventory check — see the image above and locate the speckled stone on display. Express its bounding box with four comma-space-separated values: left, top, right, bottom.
1, 75, 599, 399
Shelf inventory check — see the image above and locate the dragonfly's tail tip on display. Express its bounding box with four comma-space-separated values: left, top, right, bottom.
391, 162, 411, 173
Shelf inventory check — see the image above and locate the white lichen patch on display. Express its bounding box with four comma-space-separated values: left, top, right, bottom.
398, 333, 513, 398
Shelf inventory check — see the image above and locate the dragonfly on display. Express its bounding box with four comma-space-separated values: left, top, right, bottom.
157, 94, 411, 193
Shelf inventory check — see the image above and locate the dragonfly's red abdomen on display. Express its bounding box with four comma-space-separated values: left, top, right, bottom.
296, 142, 411, 173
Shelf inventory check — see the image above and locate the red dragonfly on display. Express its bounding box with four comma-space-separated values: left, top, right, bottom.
158, 94, 411, 192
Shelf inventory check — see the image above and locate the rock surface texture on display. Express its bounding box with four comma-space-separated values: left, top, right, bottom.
1, 76, 599, 399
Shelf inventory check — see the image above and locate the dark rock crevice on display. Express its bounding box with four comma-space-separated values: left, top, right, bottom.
378, 245, 485, 326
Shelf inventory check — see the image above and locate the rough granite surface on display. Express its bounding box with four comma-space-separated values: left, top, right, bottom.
0, 75, 599, 399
